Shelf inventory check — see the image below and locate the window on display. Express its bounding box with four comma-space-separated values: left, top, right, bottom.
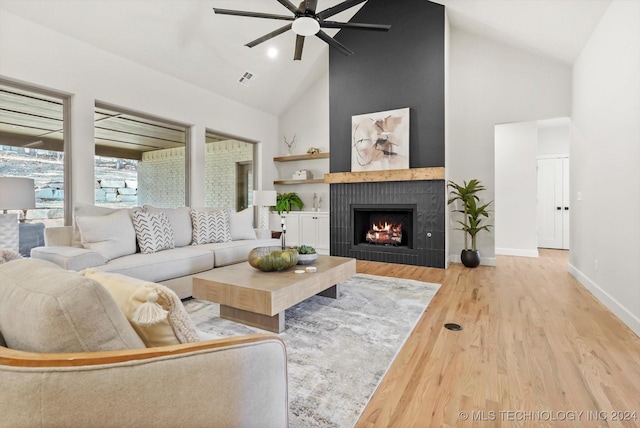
0, 82, 67, 227
204, 132, 255, 210
94, 105, 188, 208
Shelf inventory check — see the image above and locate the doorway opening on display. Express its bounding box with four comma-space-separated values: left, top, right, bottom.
494, 117, 570, 258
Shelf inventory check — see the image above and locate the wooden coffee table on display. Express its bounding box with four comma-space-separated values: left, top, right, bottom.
192, 255, 356, 333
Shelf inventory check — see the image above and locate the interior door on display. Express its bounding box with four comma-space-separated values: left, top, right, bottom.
562, 157, 570, 248
537, 157, 569, 249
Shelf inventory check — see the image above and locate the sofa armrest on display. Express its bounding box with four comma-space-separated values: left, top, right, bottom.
44, 226, 73, 247
30, 246, 107, 271
0, 335, 288, 427
255, 228, 273, 239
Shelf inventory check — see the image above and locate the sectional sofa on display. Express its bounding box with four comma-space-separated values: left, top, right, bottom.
31, 203, 280, 298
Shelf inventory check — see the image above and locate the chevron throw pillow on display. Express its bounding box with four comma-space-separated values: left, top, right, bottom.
190, 209, 232, 245
132, 211, 175, 254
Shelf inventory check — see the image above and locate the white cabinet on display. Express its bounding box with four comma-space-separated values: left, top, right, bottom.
270, 211, 329, 255
299, 213, 330, 255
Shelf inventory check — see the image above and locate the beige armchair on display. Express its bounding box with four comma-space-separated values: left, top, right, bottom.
0, 259, 288, 427
0, 335, 288, 427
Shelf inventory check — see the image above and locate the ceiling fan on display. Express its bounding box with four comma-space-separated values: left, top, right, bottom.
213, 0, 391, 60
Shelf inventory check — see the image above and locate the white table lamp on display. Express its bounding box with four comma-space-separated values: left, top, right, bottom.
0, 177, 36, 253
252, 190, 277, 230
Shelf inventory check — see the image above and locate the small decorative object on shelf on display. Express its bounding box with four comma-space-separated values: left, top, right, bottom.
292, 170, 313, 180
284, 134, 296, 155
307, 147, 320, 154
248, 246, 299, 272
293, 245, 318, 265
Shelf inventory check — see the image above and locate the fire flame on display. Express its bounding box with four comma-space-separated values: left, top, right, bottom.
367, 221, 403, 244
371, 222, 402, 233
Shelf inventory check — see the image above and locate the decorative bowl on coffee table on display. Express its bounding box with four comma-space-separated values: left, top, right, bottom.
296, 253, 318, 265
248, 246, 299, 272
293, 244, 318, 265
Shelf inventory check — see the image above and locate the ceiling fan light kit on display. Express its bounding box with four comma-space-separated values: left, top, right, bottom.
292, 16, 320, 36
213, 0, 390, 60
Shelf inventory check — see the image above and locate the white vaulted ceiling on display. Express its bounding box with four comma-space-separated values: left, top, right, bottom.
0, 0, 612, 115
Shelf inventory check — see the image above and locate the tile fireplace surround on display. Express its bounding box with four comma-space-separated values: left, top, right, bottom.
327, 169, 446, 268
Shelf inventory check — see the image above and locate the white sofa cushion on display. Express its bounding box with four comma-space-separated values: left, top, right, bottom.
132, 211, 175, 254
93, 246, 214, 283
143, 206, 192, 247
0, 259, 145, 353
199, 238, 281, 267
229, 208, 257, 240
76, 210, 137, 261
190, 209, 231, 245
29, 246, 107, 271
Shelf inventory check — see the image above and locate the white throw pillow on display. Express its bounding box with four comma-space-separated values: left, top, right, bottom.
132, 211, 175, 254
190, 209, 232, 245
229, 208, 257, 240
71, 203, 118, 247
143, 206, 192, 247
76, 210, 137, 261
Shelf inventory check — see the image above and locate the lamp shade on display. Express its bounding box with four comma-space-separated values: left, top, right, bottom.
0, 177, 36, 210
253, 190, 277, 207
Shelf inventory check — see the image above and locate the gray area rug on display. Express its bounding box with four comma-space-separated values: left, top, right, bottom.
184, 273, 440, 428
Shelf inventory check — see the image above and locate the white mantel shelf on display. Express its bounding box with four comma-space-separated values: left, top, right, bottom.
324, 167, 445, 184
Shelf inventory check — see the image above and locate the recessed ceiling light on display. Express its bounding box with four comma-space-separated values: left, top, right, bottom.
267, 47, 278, 59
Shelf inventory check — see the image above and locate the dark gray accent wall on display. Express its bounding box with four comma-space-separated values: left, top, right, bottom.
329, 0, 445, 172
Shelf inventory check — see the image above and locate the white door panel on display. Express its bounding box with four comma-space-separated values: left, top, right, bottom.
537, 157, 569, 250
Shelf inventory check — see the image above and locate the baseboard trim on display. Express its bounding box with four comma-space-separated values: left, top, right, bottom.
448, 254, 496, 267
568, 263, 640, 337
495, 248, 539, 258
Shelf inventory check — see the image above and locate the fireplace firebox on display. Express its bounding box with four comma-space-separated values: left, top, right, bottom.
352, 204, 416, 251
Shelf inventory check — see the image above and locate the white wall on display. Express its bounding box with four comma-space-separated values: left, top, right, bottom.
494, 121, 539, 257
448, 28, 572, 265
276, 70, 330, 212
0, 10, 279, 212
570, 0, 640, 336
538, 117, 571, 156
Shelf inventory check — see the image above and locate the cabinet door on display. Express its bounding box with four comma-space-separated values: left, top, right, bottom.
299, 213, 330, 254
299, 214, 317, 247
316, 214, 330, 254
282, 213, 300, 247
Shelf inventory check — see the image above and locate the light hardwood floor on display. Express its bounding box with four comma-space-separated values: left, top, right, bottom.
355, 250, 640, 428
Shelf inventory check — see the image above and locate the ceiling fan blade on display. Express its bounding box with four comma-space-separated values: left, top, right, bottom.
213, 8, 294, 22
304, 0, 318, 14
320, 21, 391, 31
245, 24, 293, 48
317, 0, 367, 20
277, 0, 300, 14
294, 35, 305, 60
316, 30, 354, 56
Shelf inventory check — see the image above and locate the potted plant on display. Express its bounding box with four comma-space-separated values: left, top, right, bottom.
275, 192, 304, 215
447, 179, 493, 268
293, 244, 318, 265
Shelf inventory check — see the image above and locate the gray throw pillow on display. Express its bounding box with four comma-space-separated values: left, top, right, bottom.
132, 211, 175, 254
143, 206, 192, 247
190, 209, 231, 245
